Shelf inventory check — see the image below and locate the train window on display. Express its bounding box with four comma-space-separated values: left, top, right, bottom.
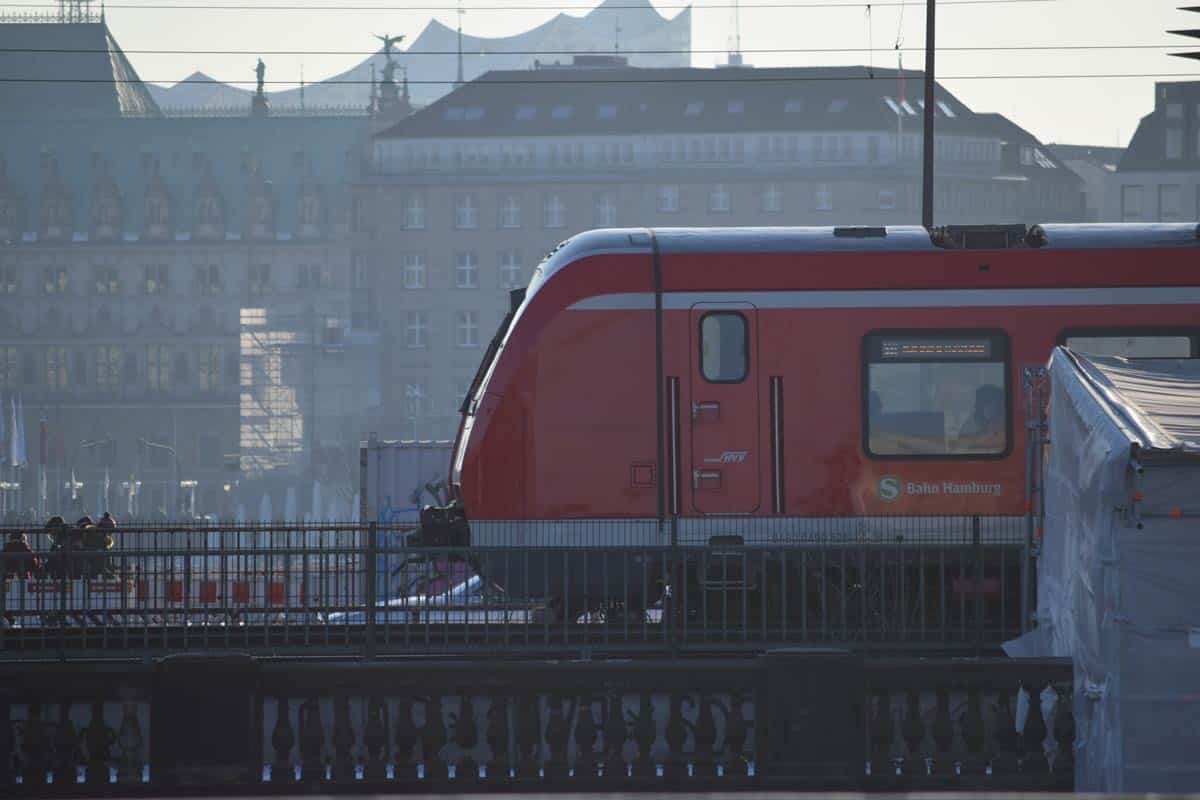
864, 332, 1009, 458
1061, 328, 1198, 358
700, 313, 748, 383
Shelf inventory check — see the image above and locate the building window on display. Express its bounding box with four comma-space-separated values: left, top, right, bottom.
543, 194, 565, 228
72, 351, 87, 386
1159, 184, 1182, 221
865, 332, 1009, 458
879, 189, 898, 210
455, 251, 479, 289
405, 383, 427, 418
700, 313, 748, 383
708, 184, 731, 213
1121, 185, 1144, 221
455, 311, 479, 348
0, 346, 16, 388
1166, 102, 1184, 120
760, 183, 782, 213
499, 250, 522, 289
404, 195, 426, 229
43, 267, 68, 295
0, 265, 17, 294
814, 183, 834, 212
143, 264, 168, 295
401, 253, 426, 289
594, 193, 617, 227
454, 193, 478, 229
499, 195, 521, 228
146, 344, 170, 391
1019, 145, 1035, 166
96, 346, 121, 389
297, 263, 332, 290
93, 266, 120, 295
657, 185, 680, 213
195, 264, 221, 296
1064, 329, 1197, 358
197, 345, 222, 390
352, 252, 369, 290
249, 263, 271, 295
404, 311, 428, 348
1166, 128, 1184, 160
46, 346, 68, 389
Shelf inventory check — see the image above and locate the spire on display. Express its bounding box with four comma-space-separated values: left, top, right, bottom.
455, 1, 465, 87
401, 65, 410, 107
369, 62, 377, 114
100, 0, 105, 23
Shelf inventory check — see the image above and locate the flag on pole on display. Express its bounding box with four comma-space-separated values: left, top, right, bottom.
15, 395, 26, 468
9, 396, 18, 467
0, 390, 6, 466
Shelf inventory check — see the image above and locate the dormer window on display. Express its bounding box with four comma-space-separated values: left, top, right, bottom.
685, 101, 704, 115
727, 99, 744, 115
551, 104, 574, 120
828, 98, 849, 113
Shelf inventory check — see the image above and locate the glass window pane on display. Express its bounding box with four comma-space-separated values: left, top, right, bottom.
1066, 335, 1193, 358
866, 334, 1007, 457
701, 313, 747, 382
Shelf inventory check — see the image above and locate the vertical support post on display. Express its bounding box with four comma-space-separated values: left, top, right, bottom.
922, 0, 936, 228
972, 516, 983, 657
365, 521, 378, 660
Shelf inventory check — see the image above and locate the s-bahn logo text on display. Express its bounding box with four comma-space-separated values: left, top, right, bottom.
878, 475, 902, 502
877, 476, 1002, 501
704, 451, 749, 464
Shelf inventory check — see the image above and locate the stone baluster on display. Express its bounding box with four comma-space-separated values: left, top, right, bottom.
992, 689, 1018, 774
298, 697, 324, 782
270, 697, 295, 781
485, 693, 510, 778
454, 695, 479, 780
363, 696, 389, 781
515, 691, 542, 777
602, 692, 628, 779
901, 689, 926, 775
331, 696, 356, 781
393, 697, 418, 779
959, 687, 986, 775
869, 690, 893, 776
21, 703, 50, 784
631, 691, 657, 777
1020, 684, 1049, 773
1052, 685, 1075, 776
543, 693, 571, 778
692, 692, 719, 777
574, 694, 598, 777
930, 688, 956, 775
420, 695, 447, 779
52, 702, 79, 783
663, 692, 691, 777
724, 692, 750, 776
82, 701, 115, 785
115, 702, 143, 784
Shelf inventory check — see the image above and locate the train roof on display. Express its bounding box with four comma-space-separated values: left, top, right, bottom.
528, 223, 1200, 296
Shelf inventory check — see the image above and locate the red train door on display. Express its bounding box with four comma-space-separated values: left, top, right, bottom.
689, 303, 760, 513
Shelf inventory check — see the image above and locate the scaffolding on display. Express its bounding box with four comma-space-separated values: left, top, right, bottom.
239, 307, 378, 480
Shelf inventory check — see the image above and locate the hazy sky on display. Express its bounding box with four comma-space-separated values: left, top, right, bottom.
91, 0, 1198, 145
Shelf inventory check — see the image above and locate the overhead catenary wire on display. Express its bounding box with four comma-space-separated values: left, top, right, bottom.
0, 72, 1194, 84
0, 0, 1058, 10
0, 44, 1183, 55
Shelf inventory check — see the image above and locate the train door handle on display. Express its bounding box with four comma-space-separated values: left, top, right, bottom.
691, 401, 720, 420
693, 469, 721, 489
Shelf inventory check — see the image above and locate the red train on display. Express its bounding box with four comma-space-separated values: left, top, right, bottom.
448, 223, 1200, 527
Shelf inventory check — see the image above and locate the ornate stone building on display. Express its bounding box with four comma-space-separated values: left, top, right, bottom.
0, 19, 377, 518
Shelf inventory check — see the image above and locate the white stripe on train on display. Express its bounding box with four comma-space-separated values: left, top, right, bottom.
567, 286, 1200, 312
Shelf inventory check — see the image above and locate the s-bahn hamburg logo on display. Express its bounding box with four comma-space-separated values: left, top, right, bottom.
704, 450, 749, 464
877, 475, 902, 502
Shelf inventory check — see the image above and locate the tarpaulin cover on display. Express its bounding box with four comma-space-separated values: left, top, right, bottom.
1018, 348, 1200, 792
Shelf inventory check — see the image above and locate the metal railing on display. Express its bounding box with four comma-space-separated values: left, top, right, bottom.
0, 516, 1028, 660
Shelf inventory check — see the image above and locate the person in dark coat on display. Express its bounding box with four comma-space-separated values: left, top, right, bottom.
2, 531, 38, 578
